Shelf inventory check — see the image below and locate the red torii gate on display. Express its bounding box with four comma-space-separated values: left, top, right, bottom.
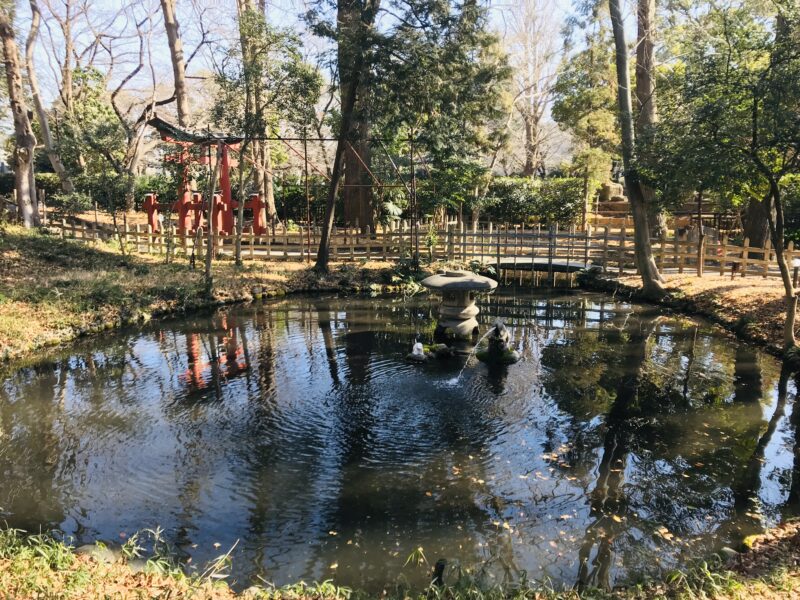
144, 115, 268, 236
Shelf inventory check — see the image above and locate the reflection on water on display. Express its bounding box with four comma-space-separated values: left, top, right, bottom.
0, 290, 798, 591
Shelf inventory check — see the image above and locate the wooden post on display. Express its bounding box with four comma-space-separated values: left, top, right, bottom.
147, 224, 153, 254
762, 238, 771, 278
618, 227, 626, 276
602, 226, 609, 273
530, 224, 537, 287
460, 221, 465, 262
697, 234, 705, 277
366, 225, 372, 260
658, 233, 667, 270
40, 189, 47, 226
677, 231, 685, 274
739, 237, 750, 278
495, 226, 501, 279
583, 224, 590, 268
547, 223, 555, 283
447, 224, 455, 261
719, 234, 727, 276
249, 226, 255, 259
60, 218, 66, 239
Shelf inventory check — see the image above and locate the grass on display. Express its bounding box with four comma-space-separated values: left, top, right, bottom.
0, 224, 426, 363
1, 526, 800, 600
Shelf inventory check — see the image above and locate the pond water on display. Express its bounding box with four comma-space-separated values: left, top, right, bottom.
1, 290, 799, 592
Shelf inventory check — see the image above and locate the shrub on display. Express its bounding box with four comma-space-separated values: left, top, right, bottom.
484, 176, 586, 225
50, 192, 93, 216
0, 172, 64, 199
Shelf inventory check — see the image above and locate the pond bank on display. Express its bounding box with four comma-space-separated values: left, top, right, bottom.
2, 223, 791, 364
1, 524, 799, 599
579, 271, 792, 358
0, 225, 427, 364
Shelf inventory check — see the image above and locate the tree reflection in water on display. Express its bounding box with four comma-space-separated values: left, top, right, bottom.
0, 291, 798, 592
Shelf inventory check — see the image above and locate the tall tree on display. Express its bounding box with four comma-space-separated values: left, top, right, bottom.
645, 1, 800, 347
314, 0, 379, 271
339, 0, 374, 232
26, 0, 73, 192
634, 0, 666, 237
213, 8, 320, 264
608, 0, 665, 297
236, 0, 279, 227
0, 3, 39, 227
160, 0, 190, 127
553, 20, 620, 224
505, 0, 563, 177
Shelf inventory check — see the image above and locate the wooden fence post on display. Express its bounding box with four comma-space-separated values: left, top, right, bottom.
602, 226, 609, 273
618, 227, 626, 276
696, 233, 705, 277
719, 234, 727, 276
762, 238, 771, 278
447, 225, 455, 261
658, 233, 667, 270
740, 237, 750, 278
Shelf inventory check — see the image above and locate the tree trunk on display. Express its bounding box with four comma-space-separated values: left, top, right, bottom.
522, 111, 537, 177
743, 196, 771, 249
634, 0, 666, 239
237, 0, 277, 226
205, 144, 222, 296
765, 184, 796, 349
27, 0, 73, 193
1, 8, 38, 227
339, 0, 373, 233
609, 0, 664, 297
261, 141, 277, 221
315, 76, 359, 272
316, 0, 380, 269
160, 0, 190, 127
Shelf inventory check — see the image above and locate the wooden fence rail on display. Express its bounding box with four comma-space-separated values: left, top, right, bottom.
54, 218, 793, 282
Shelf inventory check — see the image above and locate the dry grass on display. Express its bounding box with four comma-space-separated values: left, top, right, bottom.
0, 224, 403, 362
610, 272, 789, 355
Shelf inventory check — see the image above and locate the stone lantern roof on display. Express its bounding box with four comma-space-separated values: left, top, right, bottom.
420, 270, 498, 292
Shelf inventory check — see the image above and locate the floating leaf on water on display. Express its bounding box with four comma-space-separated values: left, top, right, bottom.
330, 562, 338, 570
502, 522, 511, 530
612, 515, 623, 523
213, 543, 221, 549
328, 531, 338, 536
425, 491, 432, 497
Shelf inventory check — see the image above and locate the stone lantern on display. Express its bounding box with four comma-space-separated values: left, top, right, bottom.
420, 270, 498, 340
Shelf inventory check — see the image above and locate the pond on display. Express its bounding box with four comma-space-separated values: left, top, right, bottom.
1, 290, 798, 592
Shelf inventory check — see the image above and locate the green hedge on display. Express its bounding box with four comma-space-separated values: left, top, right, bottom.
483, 177, 588, 224
0, 173, 62, 198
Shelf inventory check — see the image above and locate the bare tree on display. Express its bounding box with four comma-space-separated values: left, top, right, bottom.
26, 0, 74, 192
503, 0, 563, 177
160, 0, 190, 126
0, 4, 39, 227
235, 0, 278, 228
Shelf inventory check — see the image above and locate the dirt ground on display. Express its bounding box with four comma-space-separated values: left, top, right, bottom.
610, 272, 790, 356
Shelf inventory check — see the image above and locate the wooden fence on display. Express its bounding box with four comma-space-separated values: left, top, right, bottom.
54, 218, 793, 282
